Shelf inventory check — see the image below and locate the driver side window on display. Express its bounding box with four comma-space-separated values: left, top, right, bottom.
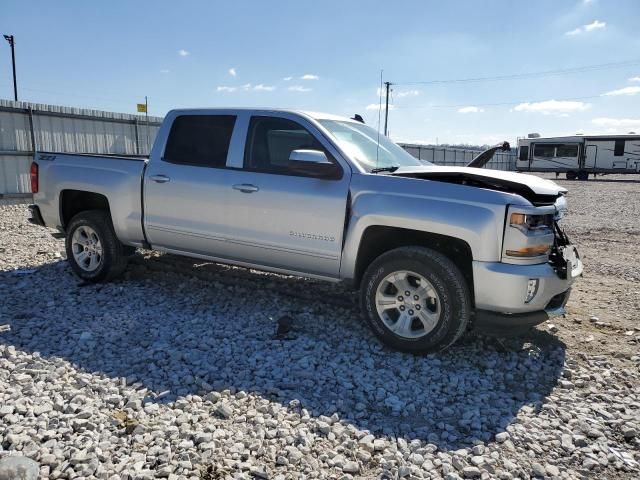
244, 116, 334, 175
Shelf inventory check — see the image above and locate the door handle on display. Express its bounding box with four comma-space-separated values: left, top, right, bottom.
149, 175, 170, 183
232, 183, 259, 193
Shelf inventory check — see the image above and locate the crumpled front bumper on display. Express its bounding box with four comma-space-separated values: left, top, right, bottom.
471, 247, 582, 334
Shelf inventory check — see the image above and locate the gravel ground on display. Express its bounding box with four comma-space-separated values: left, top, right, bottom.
1, 176, 639, 480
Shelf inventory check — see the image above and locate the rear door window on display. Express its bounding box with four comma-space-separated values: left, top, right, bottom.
614, 139, 625, 156
164, 115, 236, 167
518, 146, 529, 161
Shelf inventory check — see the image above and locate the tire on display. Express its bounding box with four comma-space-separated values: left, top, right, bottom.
360, 246, 471, 354
577, 170, 589, 181
65, 210, 128, 282
566, 171, 577, 180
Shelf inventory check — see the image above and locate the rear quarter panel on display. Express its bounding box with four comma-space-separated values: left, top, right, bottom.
34, 154, 146, 245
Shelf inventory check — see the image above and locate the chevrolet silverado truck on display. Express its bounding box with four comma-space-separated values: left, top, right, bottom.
28, 109, 582, 353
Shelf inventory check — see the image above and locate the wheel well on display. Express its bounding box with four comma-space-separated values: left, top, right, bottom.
60, 190, 110, 229
354, 226, 474, 303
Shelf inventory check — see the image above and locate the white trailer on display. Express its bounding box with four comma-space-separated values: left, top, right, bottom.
517, 134, 640, 180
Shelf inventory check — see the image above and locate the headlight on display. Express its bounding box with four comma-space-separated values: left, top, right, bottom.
509, 213, 554, 234
503, 207, 555, 264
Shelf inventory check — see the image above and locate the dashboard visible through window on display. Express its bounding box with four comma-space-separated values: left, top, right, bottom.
244, 116, 334, 175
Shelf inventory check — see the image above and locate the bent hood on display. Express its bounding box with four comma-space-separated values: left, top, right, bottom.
389, 165, 567, 205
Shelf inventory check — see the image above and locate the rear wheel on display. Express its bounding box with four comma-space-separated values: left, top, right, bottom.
360, 247, 471, 354
566, 171, 577, 180
65, 210, 128, 282
577, 170, 589, 181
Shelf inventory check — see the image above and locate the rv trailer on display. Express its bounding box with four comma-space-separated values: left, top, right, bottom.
517, 134, 640, 180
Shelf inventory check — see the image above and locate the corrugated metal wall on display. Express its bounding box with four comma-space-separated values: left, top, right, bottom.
0, 99, 162, 196
399, 143, 517, 171
0, 98, 517, 196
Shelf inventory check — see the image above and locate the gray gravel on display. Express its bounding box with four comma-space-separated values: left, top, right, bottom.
1, 196, 639, 479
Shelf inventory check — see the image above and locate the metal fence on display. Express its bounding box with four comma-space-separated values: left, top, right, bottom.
0, 99, 518, 197
0, 99, 162, 196
399, 143, 517, 171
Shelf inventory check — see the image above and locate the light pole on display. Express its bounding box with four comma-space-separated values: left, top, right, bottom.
3, 34, 18, 101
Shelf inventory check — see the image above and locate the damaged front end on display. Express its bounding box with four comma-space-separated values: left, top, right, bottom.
549, 221, 582, 280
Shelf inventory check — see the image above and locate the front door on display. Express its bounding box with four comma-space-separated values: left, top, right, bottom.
220, 114, 351, 278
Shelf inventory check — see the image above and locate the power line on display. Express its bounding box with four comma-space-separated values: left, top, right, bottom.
392, 94, 605, 110
393, 59, 640, 86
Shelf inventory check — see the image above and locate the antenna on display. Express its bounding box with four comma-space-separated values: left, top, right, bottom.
383, 81, 392, 136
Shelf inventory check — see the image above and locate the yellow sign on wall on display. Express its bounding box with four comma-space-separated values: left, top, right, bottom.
137, 103, 147, 113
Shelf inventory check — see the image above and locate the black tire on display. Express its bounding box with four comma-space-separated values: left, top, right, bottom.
360, 246, 471, 354
566, 171, 577, 180
65, 210, 128, 282
577, 170, 589, 181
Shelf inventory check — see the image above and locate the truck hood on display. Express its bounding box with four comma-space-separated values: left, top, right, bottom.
388, 165, 567, 205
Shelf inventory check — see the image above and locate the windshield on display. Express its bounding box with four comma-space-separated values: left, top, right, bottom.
319, 120, 431, 172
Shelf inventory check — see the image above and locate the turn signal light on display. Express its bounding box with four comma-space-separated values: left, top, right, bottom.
505, 245, 551, 257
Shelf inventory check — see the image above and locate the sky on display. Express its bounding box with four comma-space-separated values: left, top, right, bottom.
3, 0, 640, 146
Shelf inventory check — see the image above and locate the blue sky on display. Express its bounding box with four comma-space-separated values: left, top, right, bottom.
3, 0, 640, 145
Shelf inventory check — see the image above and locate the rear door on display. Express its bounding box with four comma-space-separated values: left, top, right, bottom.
143, 112, 245, 258
218, 112, 352, 278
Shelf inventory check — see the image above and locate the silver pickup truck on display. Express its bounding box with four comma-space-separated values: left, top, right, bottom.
28, 108, 582, 353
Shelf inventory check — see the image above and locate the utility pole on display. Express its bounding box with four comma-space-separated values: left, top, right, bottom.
144, 96, 150, 154
383, 81, 391, 136
3, 34, 18, 101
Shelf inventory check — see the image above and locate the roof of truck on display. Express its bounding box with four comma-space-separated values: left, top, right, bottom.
167, 108, 357, 123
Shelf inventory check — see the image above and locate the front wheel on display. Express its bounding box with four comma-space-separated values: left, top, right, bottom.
360, 247, 471, 354
65, 210, 128, 282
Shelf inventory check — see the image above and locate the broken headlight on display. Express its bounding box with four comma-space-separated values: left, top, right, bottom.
503, 208, 555, 263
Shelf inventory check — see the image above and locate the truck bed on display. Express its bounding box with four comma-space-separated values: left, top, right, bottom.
33, 151, 149, 247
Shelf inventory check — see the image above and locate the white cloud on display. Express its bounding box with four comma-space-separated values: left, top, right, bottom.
592, 117, 640, 128
288, 85, 312, 92
565, 20, 606, 35
514, 100, 591, 115
629, 76, 640, 83
584, 20, 606, 31
300, 74, 319, 80
217, 83, 276, 92
396, 89, 420, 98
229, 68, 236, 77
160, 69, 170, 74
283, 76, 293, 81
603, 86, 640, 96
365, 103, 395, 111
458, 106, 484, 114
253, 84, 276, 92
178, 49, 190, 56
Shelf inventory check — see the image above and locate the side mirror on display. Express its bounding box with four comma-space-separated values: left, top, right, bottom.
288, 149, 342, 179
